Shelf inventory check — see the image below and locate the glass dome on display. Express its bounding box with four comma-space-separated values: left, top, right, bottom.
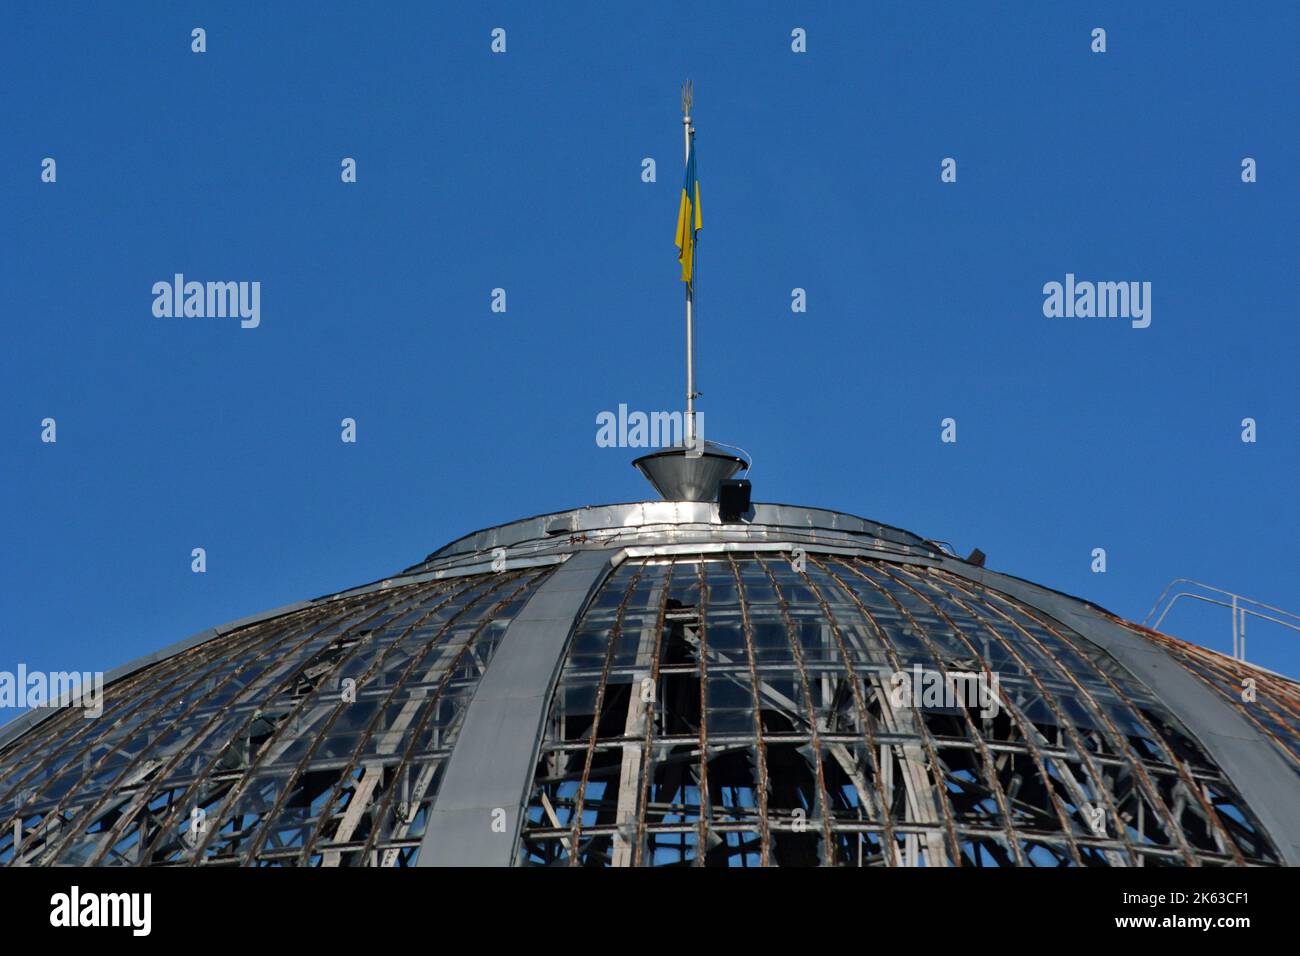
0, 567, 556, 866
521, 553, 1285, 866
2, 501, 1297, 867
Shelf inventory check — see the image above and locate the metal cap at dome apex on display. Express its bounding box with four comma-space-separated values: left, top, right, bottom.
632, 441, 748, 503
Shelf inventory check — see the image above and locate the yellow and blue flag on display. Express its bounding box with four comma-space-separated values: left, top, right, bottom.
675, 139, 701, 285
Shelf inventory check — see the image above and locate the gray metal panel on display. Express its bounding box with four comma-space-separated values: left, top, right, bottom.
416, 500, 937, 567
418, 547, 616, 866
940, 559, 1300, 865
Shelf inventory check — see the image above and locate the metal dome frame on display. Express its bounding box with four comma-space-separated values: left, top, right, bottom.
5, 500, 1296, 866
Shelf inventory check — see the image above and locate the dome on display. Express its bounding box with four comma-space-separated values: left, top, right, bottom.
2, 498, 1298, 867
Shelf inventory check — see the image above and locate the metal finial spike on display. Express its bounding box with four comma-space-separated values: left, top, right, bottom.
681, 79, 693, 115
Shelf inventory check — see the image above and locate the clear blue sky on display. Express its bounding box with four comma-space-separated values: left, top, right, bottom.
3, 2, 1297, 728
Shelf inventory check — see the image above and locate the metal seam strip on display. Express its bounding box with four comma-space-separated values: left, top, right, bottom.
417, 547, 618, 866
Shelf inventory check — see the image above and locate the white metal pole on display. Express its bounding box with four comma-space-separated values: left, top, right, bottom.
1231, 594, 1239, 659
683, 112, 695, 451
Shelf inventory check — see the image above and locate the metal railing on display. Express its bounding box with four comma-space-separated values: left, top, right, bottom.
1143, 578, 1300, 662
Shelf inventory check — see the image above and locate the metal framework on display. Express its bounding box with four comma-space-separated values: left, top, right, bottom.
0, 567, 554, 866
518, 554, 1284, 866
2, 501, 1297, 867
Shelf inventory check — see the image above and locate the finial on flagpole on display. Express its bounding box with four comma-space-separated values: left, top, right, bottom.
681, 79, 693, 116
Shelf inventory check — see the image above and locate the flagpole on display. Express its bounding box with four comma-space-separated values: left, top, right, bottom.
682, 89, 697, 451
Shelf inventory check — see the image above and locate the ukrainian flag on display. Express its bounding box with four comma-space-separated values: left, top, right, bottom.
675, 140, 701, 285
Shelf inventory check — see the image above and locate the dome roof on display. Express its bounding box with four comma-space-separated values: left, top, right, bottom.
2, 501, 1298, 867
